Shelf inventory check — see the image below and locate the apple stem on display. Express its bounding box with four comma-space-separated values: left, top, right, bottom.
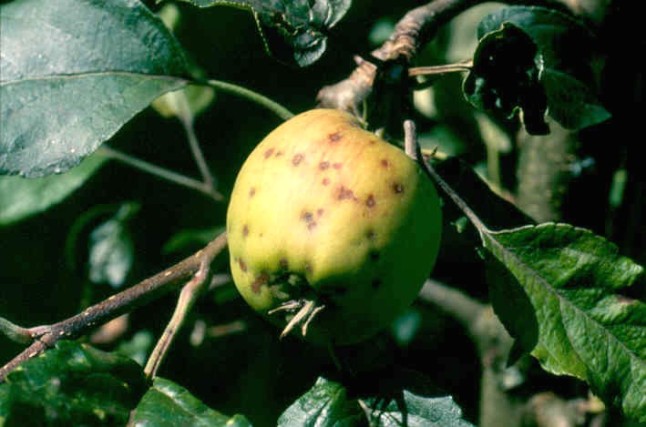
403, 117, 490, 235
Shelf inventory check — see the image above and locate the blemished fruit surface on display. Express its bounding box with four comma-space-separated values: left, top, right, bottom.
227, 109, 442, 345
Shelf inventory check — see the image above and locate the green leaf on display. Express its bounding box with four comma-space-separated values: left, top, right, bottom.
0, 153, 106, 226
364, 392, 474, 427
483, 223, 646, 421
0, 0, 191, 178
88, 203, 140, 288
277, 377, 363, 426
171, 0, 351, 67
467, 6, 610, 133
0, 340, 147, 426
132, 377, 251, 426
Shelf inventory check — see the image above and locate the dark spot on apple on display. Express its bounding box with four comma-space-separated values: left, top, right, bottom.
369, 250, 380, 261
251, 273, 269, 294
381, 159, 390, 168
372, 278, 382, 289
264, 148, 274, 159
238, 258, 248, 272
369, 139, 376, 145
242, 224, 249, 237
275, 151, 284, 157
317, 208, 324, 217
393, 183, 405, 194
301, 211, 317, 230
319, 161, 330, 170
249, 187, 256, 197
322, 178, 330, 186
301, 211, 313, 222
366, 194, 376, 208
333, 162, 343, 170
279, 258, 289, 270
365, 229, 376, 240
337, 186, 356, 201
292, 153, 304, 166
328, 132, 342, 142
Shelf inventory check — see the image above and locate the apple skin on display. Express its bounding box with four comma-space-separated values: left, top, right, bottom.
227, 109, 442, 345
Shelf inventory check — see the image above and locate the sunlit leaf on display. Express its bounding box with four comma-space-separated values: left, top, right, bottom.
364, 392, 474, 426
483, 223, 646, 421
0, 341, 146, 426
278, 377, 363, 426
0, 0, 191, 177
132, 377, 252, 426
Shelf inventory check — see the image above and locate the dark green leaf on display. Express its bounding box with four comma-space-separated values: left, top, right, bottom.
364, 392, 474, 426
467, 6, 610, 132
132, 377, 251, 426
483, 223, 646, 421
278, 377, 363, 426
541, 69, 612, 130
0, 340, 147, 426
171, 0, 351, 67
0, 153, 106, 226
0, 0, 191, 177
88, 203, 140, 288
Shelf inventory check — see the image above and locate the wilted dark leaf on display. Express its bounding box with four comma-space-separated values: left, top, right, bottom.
465, 6, 610, 133
171, 0, 351, 66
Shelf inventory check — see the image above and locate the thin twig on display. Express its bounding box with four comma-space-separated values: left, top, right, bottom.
175, 93, 217, 191
144, 257, 212, 378
0, 317, 35, 345
204, 79, 294, 121
403, 120, 418, 160
408, 61, 473, 77
98, 146, 224, 202
317, 0, 482, 112
0, 233, 228, 382
316, 0, 572, 112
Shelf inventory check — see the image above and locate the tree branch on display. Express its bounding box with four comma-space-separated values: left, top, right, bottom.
0, 233, 228, 382
316, 0, 572, 113
316, 0, 482, 112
